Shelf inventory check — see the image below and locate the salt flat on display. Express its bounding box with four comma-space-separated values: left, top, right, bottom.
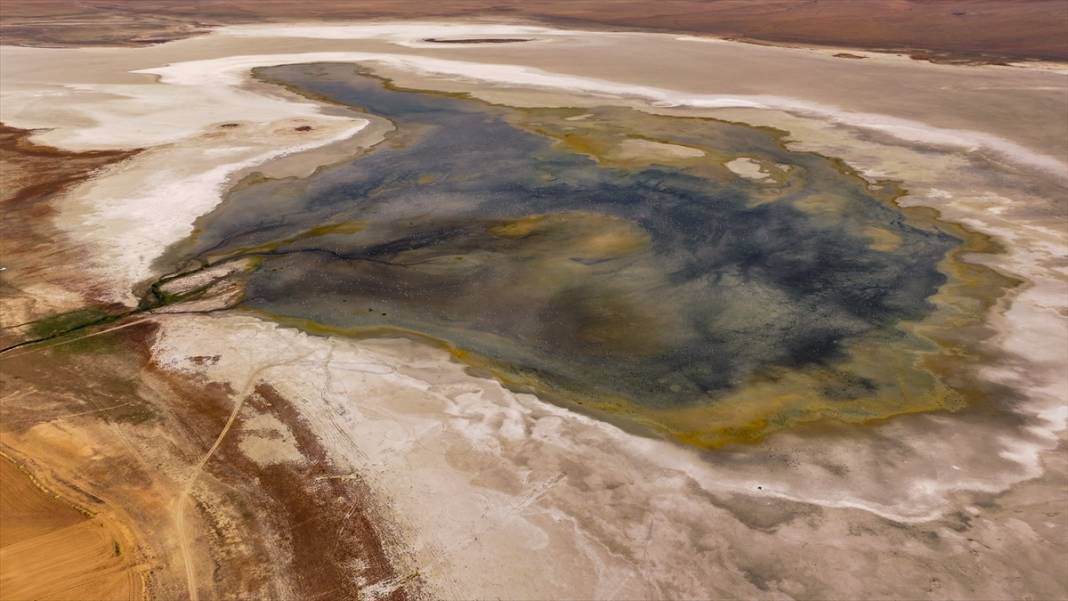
0, 20, 1065, 601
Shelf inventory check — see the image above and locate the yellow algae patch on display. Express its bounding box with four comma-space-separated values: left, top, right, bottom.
646, 337, 963, 448
864, 226, 903, 252
210, 220, 366, 260
0, 456, 143, 601
566, 295, 672, 357
489, 214, 549, 238
581, 229, 648, 258
299, 221, 367, 238
599, 206, 1013, 448
560, 132, 606, 159
489, 211, 650, 259
793, 193, 851, 215
616, 138, 706, 161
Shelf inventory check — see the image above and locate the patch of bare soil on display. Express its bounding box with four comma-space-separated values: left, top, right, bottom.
1, 314, 418, 599
208, 384, 410, 600
0, 453, 143, 600
0, 118, 414, 599
1, 1, 1065, 62
0, 124, 138, 344
0, 125, 136, 207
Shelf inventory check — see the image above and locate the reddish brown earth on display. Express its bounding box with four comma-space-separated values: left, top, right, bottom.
0, 125, 139, 346
0, 125, 136, 207
1, 0, 1065, 62
214, 384, 408, 601
0, 121, 414, 600
0, 313, 415, 599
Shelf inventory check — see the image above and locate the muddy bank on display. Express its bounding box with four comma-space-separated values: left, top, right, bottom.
0, 124, 139, 345
3, 1, 1066, 63
148, 311, 1068, 599
0, 314, 421, 599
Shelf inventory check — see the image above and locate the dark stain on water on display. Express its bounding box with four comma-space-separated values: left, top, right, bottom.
170, 63, 957, 414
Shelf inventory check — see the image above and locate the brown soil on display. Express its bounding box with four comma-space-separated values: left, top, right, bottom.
0, 0, 1065, 62
0, 117, 413, 598
1, 312, 417, 599
0, 455, 86, 547
0, 124, 138, 344
0, 125, 135, 207
214, 384, 410, 600
0, 456, 142, 601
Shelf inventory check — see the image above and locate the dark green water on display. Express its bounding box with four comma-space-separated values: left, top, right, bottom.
168, 63, 957, 412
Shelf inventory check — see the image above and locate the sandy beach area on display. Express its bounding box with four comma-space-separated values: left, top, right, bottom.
1, 21, 1065, 600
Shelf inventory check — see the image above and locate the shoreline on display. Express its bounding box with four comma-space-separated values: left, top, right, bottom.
239, 63, 1023, 452
3, 21, 1064, 167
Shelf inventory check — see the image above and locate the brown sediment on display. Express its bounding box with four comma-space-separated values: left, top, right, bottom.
833, 53, 867, 60
0, 124, 138, 344
0, 128, 151, 597
1, 1, 1065, 63
907, 51, 1011, 66
214, 384, 412, 600
0, 453, 88, 547
0, 124, 136, 206
0, 134, 417, 595
0, 453, 145, 601
1, 300, 418, 599
0, 376, 149, 601
0, 321, 181, 599
141, 335, 419, 599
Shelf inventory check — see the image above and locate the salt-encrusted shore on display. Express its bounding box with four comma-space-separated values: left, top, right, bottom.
1, 21, 1065, 600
